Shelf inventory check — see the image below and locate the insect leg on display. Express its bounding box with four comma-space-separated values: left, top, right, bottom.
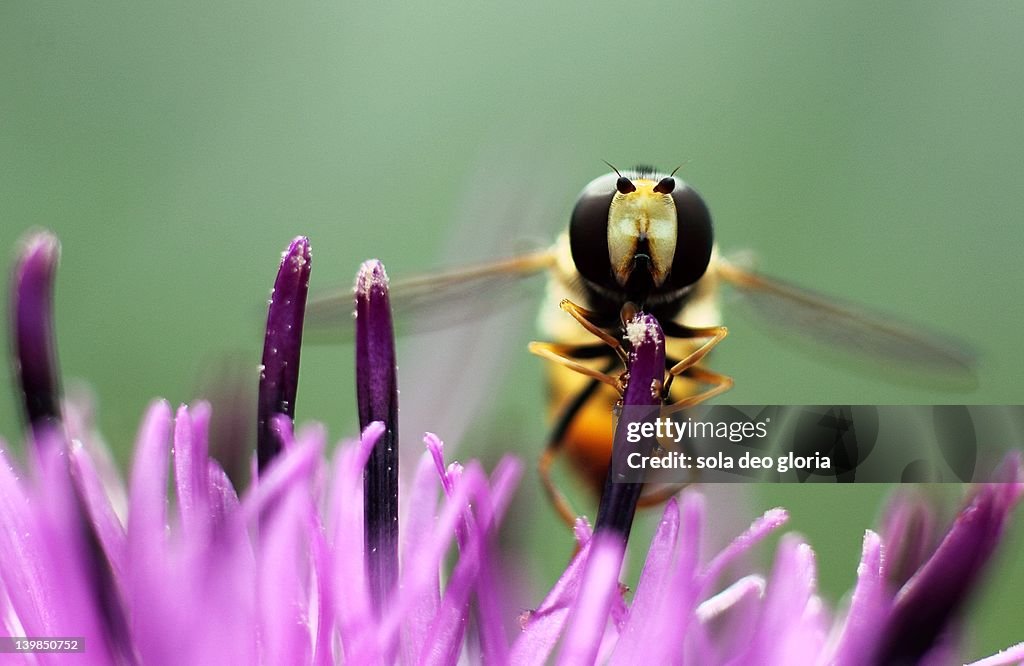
539, 448, 579, 527
528, 341, 622, 390
559, 299, 629, 363
636, 483, 688, 507
661, 324, 729, 397
539, 357, 616, 528
661, 366, 734, 415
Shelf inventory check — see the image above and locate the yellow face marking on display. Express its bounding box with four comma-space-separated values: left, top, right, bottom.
607, 179, 677, 287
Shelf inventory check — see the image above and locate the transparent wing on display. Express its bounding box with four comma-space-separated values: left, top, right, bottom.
715, 257, 977, 378
304, 247, 557, 342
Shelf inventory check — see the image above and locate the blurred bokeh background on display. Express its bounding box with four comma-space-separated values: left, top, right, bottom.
3, 1, 1022, 658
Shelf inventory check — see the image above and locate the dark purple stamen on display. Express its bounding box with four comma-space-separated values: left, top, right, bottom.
10, 231, 134, 660
594, 312, 665, 542
11, 232, 62, 436
874, 477, 1021, 664
257, 237, 311, 472
354, 259, 399, 612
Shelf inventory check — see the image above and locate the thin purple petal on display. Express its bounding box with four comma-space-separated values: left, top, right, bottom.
695, 575, 766, 663
610, 497, 681, 660
702, 507, 789, 589
511, 541, 594, 664
665, 491, 707, 663
876, 464, 1024, 664
400, 451, 444, 663
173, 404, 211, 540
831, 530, 886, 666
879, 490, 937, 590
258, 491, 313, 665
377, 463, 483, 656
418, 461, 519, 665
68, 442, 127, 579
125, 400, 173, 660
0, 446, 52, 638
257, 236, 311, 471
11, 231, 62, 438
241, 422, 325, 525
474, 458, 523, 665
735, 534, 826, 663
557, 532, 626, 665
331, 423, 383, 661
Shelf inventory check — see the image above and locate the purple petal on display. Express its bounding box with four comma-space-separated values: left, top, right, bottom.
831, 530, 887, 666
610, 497, 681, 661
399, 451, 444, 663
702, 507, 789, 589
376, 462, 484, 658
474, 457, 523, 665
258, 491, 313, 666
240, 422, 325, 525
557, 532, 626, 665
331, 425, 381, 661
664, 491, 707, 663
876, 462, 1024, 664
695, 575, 766, 663
696, 574, 765, 622
418, 461, 519, 665
306, 508, 334, 666
125, 400, 173, 658
0, 446, 52, 638
257, 236, 311, 471
735, 534, 826, 663
879, 490, 937, 589
595, 312, 665, 540
511, 541, 594, 664
206, 459, 241, 530
355, 259, 400, 613
32, 445, 124, 664
173, 404, 211, 540
68, 442, 127, 580
420, 439, 522, 664
426, 432, 455, 495
11, 231, 62, 438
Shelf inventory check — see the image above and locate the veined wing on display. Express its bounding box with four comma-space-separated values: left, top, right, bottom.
305, 247, 557, 341
715, 257, 976, 379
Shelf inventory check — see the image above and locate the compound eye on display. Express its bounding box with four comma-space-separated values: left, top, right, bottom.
616, 176, 636, 194
666, 185, 714, 288
653, 177, 675, 194
569, 176, 618, 290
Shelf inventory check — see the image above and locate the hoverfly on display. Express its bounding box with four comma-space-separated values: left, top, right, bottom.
310, 165, 974, 525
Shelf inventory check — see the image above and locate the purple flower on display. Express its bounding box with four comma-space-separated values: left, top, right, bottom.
1, 233, 520, 664
1, 230, 1021, 665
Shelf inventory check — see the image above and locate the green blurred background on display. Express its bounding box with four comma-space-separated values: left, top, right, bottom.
2, 0, 1022, 658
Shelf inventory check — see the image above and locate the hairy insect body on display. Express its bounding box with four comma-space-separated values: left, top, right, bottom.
538, 231, 723, 493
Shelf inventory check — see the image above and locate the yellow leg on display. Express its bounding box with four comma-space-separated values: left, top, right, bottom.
559, 299, 628, 363
637, 483, 687, 507
663, 325, 729, 397
661, 366, 734, 417
538, 447, 580, 528
528, 341, 623, 391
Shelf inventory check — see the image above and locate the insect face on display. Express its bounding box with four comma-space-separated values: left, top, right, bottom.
568, 169, 715, 309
